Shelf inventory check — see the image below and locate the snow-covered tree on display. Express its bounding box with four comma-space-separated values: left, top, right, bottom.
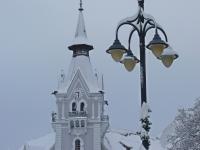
167, 98, 200, 150
140, 102, 152, 150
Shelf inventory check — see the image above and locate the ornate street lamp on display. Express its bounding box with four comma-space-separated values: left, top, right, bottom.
106, 0, 179, 149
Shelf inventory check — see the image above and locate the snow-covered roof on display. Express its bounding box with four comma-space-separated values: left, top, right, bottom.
68, 8, 93, 48
75, 10, 87, 39
58, 55, 100, 93
58, 4, 100, 93
18, 130, 166, 150
18, 133, 55, 150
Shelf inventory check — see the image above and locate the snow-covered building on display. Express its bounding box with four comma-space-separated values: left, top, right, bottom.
18, 1, 166, 150
50, 2, 109, 150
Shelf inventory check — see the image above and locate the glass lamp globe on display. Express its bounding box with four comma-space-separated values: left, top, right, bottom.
121, 50, 139, 72
147, 33, 168, 58
106, 39, 127, 62
158, 46, 179, 68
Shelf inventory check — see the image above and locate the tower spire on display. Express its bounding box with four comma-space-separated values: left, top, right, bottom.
79, 0, 83, 11
68, 0, 93, 56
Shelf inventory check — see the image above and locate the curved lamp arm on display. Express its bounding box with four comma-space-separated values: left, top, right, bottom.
115, 8, 141, 40
143, 19, 156, 33
143, 11, 158, 29
145, 25, 168, 42
115, 22, 140, 40
117, 8, 140, 26
128, 28, 137, 50
143, 12, 168, 42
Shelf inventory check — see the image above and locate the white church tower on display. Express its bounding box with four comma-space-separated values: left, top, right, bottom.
52, 1, 109, 150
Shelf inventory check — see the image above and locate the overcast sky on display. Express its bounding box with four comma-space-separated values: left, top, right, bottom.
0, 0, 200, 149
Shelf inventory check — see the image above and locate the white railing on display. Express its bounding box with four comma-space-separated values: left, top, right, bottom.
68, 111, 88, 117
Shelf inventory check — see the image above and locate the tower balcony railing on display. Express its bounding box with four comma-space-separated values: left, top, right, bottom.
68, 111, 88, 117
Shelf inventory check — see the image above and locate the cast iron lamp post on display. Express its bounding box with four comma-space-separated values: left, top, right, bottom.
106, 0, 178, 149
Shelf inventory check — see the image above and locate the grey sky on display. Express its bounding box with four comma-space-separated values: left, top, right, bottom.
0, 0, 200, 149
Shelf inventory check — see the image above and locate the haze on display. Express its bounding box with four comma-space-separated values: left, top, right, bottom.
0, 0, 200, 149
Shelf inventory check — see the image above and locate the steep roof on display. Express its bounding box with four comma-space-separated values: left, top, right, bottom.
68, 5, 93, 51
57, 3, 100, 93
58, 55, 100, 93
73, 10, 89, 45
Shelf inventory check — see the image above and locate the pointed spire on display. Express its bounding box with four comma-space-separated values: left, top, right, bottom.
79, 0, 83, 11
68, 0, 93, 56
75, 4, 87, 39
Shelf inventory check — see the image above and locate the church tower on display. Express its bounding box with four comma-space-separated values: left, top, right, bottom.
52, 1, 109, 150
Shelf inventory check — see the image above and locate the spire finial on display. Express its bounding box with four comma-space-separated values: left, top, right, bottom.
79, 0, 83, 11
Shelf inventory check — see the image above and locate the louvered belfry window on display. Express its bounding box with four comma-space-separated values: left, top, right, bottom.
72, 102, 77, 112
80, 102, 85, 111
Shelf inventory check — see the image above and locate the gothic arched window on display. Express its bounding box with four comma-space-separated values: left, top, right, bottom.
75, 120, 79, 127
75, 139, 81, 150
80, 102, 85, 112
72, 102, 77, 112
70, 120, 74, 128
81, 120, 85, 127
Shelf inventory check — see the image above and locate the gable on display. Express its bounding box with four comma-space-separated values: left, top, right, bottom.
66, 69, 90, 97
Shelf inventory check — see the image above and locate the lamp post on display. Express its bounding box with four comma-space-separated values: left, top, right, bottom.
106, 0, 178, 149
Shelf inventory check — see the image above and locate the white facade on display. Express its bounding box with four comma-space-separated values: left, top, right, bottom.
51, 3, 109, 150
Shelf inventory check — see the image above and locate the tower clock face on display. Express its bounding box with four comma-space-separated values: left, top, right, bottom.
74, 89, 82, 101
75, 91, 80, 99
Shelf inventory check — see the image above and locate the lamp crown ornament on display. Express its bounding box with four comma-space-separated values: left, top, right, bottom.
138, 0, 144, 8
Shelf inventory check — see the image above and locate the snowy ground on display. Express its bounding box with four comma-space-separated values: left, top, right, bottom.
19, 129, 165, 150
104, 130, 165, 150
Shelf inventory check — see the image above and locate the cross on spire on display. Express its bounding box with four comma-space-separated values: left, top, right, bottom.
79, 0, 83, 11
